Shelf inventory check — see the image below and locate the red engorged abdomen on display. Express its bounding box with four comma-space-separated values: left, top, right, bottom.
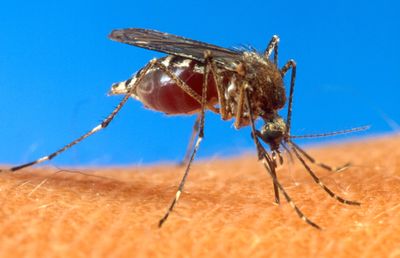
135, 60, 219, 114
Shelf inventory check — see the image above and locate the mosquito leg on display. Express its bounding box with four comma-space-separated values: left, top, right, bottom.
244, 90, 279, 202
270, 157, 280, 204
244, 88, 320, 229
158, 51, 211, 227
196, 54, 228, 120
261, 154, 320, 229
264, 35, 280, 65
251, 127, 280, 203
281, 59, 296, 137
290, 141, 350, 172
209, 58, 229, 119
289, 143, 360, 205
3, 60, 158, 172
7, 102, 131, 172
178, 115, 200, 166
233, 84, 246, 129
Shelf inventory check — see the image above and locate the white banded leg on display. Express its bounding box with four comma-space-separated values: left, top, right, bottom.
290, 141, 350, 172
244, 88, 321, 229
158, 51, 212, 227
264, 35, 280, 65
260, 155, 321, 229
4, 60, 157, 172
288, 126, 370, 172
289, 143, 360, 206
281, 59, 296, 137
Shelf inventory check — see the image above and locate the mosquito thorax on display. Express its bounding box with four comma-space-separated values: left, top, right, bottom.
241, 52, 286, 120
258, 116, 287, 150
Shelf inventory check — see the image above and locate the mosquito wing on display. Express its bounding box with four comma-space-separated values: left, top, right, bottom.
109, 28, 242, 69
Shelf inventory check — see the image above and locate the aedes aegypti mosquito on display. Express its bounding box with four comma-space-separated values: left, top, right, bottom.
3, 28, 367, 229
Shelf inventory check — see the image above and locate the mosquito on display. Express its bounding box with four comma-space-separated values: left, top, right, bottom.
3, 28, 367, 229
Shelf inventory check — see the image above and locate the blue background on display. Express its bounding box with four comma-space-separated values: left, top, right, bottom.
1, 0, 399, 166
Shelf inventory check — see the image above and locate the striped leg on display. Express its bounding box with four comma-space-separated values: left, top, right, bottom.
244, 88, 321, 229
264, 35, 280, 65
281, 59, 296, 137
246, 95, 281, 203
4, 60, 157, 172
260, 155, 321, 229
290, 142, 350, 173
289, 143, 360, 206
288, 125, 370, 172
158, 51, 212, 227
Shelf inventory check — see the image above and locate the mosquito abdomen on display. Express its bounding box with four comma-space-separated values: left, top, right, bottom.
135, 57, 219, 114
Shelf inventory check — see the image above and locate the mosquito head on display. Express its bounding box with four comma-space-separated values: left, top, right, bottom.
258, 116, 287, 151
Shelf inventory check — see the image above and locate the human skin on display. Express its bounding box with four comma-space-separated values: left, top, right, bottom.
0, 135, 399, 258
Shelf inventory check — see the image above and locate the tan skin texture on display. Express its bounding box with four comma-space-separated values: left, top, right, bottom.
0, 135, 399, 258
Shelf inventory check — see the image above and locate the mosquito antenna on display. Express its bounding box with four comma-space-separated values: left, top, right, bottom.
290, 125, 370, 139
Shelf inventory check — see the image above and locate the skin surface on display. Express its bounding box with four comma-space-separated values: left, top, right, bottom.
0, 135, 399, 258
